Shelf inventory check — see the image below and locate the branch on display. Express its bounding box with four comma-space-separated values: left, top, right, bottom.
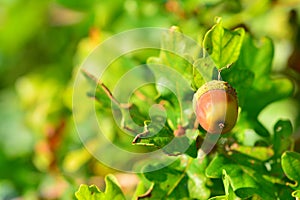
81, 69, 132, 109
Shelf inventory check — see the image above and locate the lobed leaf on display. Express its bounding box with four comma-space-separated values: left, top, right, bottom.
139, 156, 210, 199
103, 175, 126, 200
193, 56, 217, 86
223, 34, 293, 114
75, 184, 103, 200
206, 153, 277, 199
222, 170, 239, 200
282, 151, 300, 190
203, 17, 245, 69
75, 174, 125, 200
222, 34, 293, 137
292, 190, 300, 198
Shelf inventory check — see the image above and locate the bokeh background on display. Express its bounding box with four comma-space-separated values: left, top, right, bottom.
0, 0, 300, 199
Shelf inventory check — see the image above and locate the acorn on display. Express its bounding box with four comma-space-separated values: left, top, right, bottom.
193, 80, 238, 134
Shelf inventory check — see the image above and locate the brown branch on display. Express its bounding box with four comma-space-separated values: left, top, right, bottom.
123, 126, 140, 134
81, 69, 132, 109
132, 130, 150, 144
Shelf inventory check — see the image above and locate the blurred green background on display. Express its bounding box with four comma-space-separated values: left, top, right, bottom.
0, 0, 300, 199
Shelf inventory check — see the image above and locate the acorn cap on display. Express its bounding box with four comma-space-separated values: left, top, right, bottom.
193, 80, 237, 111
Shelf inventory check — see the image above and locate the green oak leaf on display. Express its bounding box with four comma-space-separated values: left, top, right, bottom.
147, 27, 195, 95
193, 56, 217, 88
146, 62, 195, 129
103, 175, 126, 200
231, 35, 293, 115
292, 190, 300, 198
203, 17, 245, 69
205, 153, 277, 199
282, 151, 300, 190
230, 145, 274, 161
75, 184, 102, 200
75, 174, 125, 200
163, 129, 198, 158
222, 169, 239, 200
132, 119, 173, 147
222, 34, 293, 137
139, 156, 210, 199
146, 27, 199, 131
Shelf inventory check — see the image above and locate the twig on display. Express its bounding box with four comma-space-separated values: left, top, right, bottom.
123, 126, 140, 134
81, 69, 132, 109
132, 130, 150, 144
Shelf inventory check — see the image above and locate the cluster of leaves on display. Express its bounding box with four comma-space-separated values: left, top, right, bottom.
1, 0, 299, 199
77, 19, 299, 199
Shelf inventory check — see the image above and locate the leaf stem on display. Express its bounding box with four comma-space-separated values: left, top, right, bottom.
132, 129, 150, 144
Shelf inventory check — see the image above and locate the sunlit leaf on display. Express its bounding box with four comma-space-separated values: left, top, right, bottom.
292, 190, 300, 198
203, 17, 245, 69
75, 184, 102, 200
206, 153, 276, 199
75, 174, 125, 200
230, 145, 274, 161
222, 170, 239, 200
282, 151, 300, 190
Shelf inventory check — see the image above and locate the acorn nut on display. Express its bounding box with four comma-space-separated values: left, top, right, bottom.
193, 80, 238, 134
